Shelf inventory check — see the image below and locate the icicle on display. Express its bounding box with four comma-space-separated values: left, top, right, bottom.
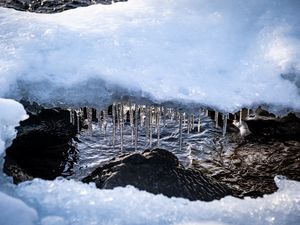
112, 103, 116, 149
87, 108, 93, 131
191, 114, 194, 131
120, 104, 124, 151
69, 109, 73, 124
197, 110, 201, 132
171, 108, 174, 121
156, 107, 161, 147
145, 106, 149, 142
97, 111, 102, 132
187, 115, 190, 134
135, 104, 138, 150
205, 109, 209, 117
247, 108, 250, 118
149, 106, 152, 148
215, 111, 219, 128
183, 112, 186, 127
76, 110, 80, 133
239, 109, 243, 123
179, 113, 183, 152
103, 109, 108, 139
116, 104, 120, 130
175, 110, 178, 122
140, 106, 145, 127
223, 114, 228, 136
162, 106, 166, 126
129, 103, 134, 144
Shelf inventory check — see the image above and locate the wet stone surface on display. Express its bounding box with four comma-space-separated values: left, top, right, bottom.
82, 148, 232, 201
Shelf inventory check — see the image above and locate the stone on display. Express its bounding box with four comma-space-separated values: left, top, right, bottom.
82, 148, 232, 201
3, 101, 78, 183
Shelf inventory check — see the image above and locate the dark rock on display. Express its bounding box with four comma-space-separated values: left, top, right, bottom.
0, 0, 128, 13
3, 101, 78, 183
244, 113, 300, 141
82, 148, 232, 201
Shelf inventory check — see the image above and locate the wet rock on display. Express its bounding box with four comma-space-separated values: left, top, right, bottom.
82, 148, 232, 201
244, 113, 300, 141
3, 101, 78, 183
0, 0, 128, 13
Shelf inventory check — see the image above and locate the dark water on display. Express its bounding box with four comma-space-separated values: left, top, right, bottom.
63, 105, 300, 198
65, 108, 226, 180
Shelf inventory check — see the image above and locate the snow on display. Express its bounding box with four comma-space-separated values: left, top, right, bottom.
0, 176, 298, 225
0, 98, 28, 155
0, 191, 38, 225
1, 1, 300, 224
0, 0, 299, 112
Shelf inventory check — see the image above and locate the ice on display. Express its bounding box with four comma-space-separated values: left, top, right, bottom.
0, 98, 28, 155
0, 191, 38, 225
0, 0, 299, 112
0, 176, 298, 225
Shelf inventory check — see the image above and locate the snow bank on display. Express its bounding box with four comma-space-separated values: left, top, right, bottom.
0, 0, 300, 112
0, 98, 28, 155
3, 176, 297, 225
0, 191, 38, 225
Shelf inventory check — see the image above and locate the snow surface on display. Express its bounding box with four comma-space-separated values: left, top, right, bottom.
0, 176, 298, 225
0, 191, 38, 225
0, 0, 300, 112
0, 98, 28, 155
1, 1, 300, 224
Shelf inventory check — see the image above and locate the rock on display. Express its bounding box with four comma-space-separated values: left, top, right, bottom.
244, 113, 300, 141
0, 0, 128, 13
82, 148, 232, 201
3, 101, 78, 183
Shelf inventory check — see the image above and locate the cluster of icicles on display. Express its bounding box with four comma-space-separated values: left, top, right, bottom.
69, 103, 252, 151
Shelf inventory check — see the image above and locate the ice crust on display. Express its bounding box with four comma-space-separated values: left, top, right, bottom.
0, 98, 28, 155
0, 0, 300, 112
0, 177, 298, 225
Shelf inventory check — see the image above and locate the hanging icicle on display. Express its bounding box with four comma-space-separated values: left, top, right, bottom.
205, 109, 209, 117
223, 114, 228, 136
129, 103, 134, 144
162, 106, 166, 126
135, 104, 139, 151
87, 108, 93, 132
149, 106, 153, 148
191, 114, 194, 131
140, 105, 145, 127
215, 111, 219, 128
120, 104, 124, 151
239, 109, 243, 123
179, 113, 183, 152
116, 103, 120, 130
197, 110, 201, 133
112, 103, 116, 149
156, 107, 161, 147
187, 114, 190, 134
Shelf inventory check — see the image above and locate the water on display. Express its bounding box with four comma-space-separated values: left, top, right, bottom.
67, 105, 225, 180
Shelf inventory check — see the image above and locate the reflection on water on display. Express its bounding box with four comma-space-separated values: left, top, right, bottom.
66, 107, 227, 180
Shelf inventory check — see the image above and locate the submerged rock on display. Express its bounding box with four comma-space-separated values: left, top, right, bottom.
3, 101, 78, 183
82, 148, 232, 201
